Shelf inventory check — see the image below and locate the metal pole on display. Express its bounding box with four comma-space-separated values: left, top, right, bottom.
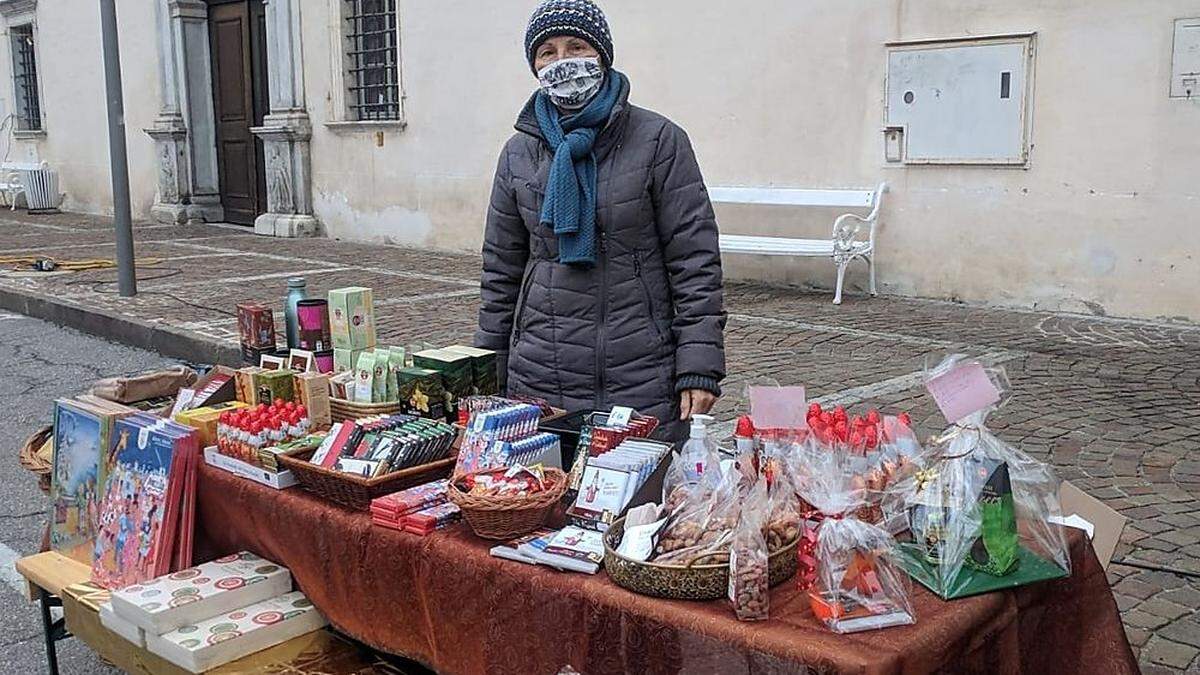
99, 0, 136, 296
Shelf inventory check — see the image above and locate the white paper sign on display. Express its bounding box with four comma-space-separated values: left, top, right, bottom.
608, 406, 634, 427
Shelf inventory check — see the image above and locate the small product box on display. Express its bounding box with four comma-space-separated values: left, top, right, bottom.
110, 551, 293, 635
443, 345, 498, 395
412, 349, 473, 418
333, 347, 366, 375
235, 367, 264, 405
174, 401, 248, 448
236, 302, 276, 348
145, 590, 326, 673
354, 352, 378, 403
328, 287, 376, 350
252, 369, 296, 405
398, 368, 447, 419
294, 372, 332, 430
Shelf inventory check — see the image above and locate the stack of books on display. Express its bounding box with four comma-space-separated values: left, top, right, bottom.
103, 552, 326, 673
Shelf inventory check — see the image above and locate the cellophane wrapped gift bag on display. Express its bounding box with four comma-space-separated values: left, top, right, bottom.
793, 445, 915, 634
890, 356, 1072, 599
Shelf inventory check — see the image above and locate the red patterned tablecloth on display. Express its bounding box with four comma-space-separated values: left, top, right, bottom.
195, 464, 1137, 675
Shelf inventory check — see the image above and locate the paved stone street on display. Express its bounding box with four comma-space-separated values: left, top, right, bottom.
1, 211, 1198, 672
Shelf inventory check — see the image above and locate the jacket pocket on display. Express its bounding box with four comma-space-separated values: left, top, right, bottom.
512, 263, 538, 342
633, 252, 666, 344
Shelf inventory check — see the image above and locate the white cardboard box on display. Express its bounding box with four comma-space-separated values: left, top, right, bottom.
99, 600, 146, 647
111, 552, 292, 635
203, 447, 297, 490
146, 591, 327, 673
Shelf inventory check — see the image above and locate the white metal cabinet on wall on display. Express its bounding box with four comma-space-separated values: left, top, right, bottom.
884, 33, 1036, 166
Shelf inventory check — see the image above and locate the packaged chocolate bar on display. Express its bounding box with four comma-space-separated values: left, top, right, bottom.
372, 479, 450, 517
405, 501, 461, 535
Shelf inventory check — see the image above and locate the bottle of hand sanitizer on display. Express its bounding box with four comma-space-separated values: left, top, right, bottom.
680, 414, 716, 480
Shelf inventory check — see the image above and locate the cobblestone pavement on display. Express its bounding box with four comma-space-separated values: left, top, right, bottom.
2, 211, 1199, 672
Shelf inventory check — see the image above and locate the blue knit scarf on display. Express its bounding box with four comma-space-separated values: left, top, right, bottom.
534, 70, 626, 267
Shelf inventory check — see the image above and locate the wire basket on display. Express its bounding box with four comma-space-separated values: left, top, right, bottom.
448, 468, 568, 540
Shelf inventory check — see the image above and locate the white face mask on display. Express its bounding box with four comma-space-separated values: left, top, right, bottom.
537, 56, 605, 110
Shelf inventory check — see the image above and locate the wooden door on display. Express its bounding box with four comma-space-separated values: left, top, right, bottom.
209, 0, 269, 225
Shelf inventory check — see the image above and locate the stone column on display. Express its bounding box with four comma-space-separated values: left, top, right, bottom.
145, 0, 223, 224
251, 0, 319, 237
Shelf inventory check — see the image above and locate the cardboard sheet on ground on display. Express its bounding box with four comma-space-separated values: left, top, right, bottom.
1054, 480, 1127, 569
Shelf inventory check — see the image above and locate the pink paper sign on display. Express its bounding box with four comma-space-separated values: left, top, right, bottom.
749, 386, 807, 429
926, 362, 1001, 423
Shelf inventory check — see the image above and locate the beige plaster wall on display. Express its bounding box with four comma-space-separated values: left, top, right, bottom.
0, 0, 161, 219
304, 0, 1200, 321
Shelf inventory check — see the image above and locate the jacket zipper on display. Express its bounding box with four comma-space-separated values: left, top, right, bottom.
633, 253, 665, 343
594, 231, 608, 410
512, 265, 537, 342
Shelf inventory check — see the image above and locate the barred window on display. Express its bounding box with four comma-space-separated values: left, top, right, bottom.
343, 0, 400, 121
9, 24, 40, 131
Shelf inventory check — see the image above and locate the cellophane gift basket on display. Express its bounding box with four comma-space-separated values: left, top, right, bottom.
792, 442, 916, 633
887, 355, 1071, 599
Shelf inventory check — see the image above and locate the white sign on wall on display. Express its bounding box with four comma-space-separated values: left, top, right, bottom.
884, 34, 1036, 166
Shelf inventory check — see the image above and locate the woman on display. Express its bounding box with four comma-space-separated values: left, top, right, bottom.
476, 0, 726, 439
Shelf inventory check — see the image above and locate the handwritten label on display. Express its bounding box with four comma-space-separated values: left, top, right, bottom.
749, 385, 807, 429
607, 406, 634, 427
925, 362, 1001, 423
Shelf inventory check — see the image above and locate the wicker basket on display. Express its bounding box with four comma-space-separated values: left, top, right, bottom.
18, 425, 53, 495
277, 446, 456, 511
602, 518, 799, 600
449, 468, 567, 540
328, 397, 403, 424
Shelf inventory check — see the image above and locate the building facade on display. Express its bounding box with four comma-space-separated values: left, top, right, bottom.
1, 0, 1197, 321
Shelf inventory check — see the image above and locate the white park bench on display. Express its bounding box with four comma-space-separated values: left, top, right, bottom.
711, 183, 889, 304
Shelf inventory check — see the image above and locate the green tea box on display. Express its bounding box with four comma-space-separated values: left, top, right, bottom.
412, 349, 473, 418
333, 347, 367, 375
385, 347, 406, 403
354, 352, 378, 403
252, 369, 295, 405
398, 367, 447, 420
443, 345, 498, 395
328, 287, 376, 350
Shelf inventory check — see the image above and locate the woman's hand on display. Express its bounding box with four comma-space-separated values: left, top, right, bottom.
679, 389, 717, 420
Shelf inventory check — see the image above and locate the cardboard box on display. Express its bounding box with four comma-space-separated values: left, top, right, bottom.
236, 303, 276, 349
173, 402, 248, 448
327, 287, 376, 350
251, 369, 296, 405
203, 447, 297, 490
234, 367, 264, 406
294, 372, 332, 430
1054, 481, 1128, 569
443, 345, 498, 395
110, 552, 293, 635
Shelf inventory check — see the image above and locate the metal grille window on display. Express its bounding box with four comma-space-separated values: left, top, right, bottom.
344, 0, 400, 121
9, 24, 41, 131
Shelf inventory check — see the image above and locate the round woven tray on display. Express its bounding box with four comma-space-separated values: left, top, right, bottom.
603, 517, 799, 600
449, 468, 567, 540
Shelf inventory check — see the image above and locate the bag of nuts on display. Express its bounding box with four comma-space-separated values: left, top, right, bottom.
764, 469, 801, 553
655, 469, 740, 564
729, 476, 771, 620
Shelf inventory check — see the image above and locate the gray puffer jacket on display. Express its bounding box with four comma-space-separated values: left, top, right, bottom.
476, 78, 726, 433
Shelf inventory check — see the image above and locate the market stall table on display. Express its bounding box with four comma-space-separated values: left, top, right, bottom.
196, 463, 1137, 675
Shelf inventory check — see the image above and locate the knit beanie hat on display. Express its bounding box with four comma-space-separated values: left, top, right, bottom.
524, 0, 613, 73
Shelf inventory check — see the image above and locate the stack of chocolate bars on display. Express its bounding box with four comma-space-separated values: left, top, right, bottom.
369, 480, 461, 535
310, 414, 458, 478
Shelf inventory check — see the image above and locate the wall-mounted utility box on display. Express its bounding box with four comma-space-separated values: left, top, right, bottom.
1171, 18, 1200, 98
884, 33, 1036, 166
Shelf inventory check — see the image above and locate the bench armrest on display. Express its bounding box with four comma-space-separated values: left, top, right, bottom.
832, 212, 870, 251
